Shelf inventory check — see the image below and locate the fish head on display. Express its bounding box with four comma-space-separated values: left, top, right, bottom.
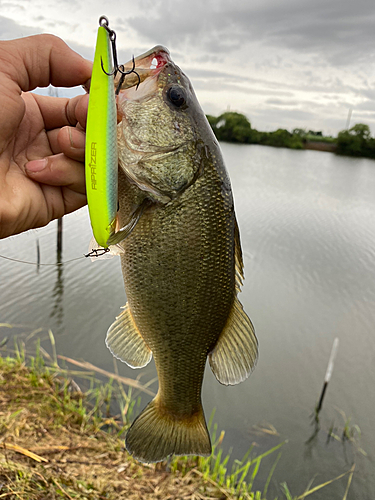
116, 46, 213, 202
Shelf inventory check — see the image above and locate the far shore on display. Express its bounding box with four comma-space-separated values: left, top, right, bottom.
304, 140, 337, 153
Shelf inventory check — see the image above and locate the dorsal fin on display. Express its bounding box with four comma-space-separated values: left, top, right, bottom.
234, 216, 244, 293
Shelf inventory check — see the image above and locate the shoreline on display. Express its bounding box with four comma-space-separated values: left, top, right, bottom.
304, 140, 337, 153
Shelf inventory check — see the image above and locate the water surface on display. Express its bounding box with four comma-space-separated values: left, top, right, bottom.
1, 144, 374, 498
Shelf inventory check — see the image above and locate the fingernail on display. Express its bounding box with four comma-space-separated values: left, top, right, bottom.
68, 127, 74, 148
26, 158, 48, 172
68, 128, 85, 149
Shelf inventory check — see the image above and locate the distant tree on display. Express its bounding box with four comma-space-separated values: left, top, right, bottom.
308, 130, 323, 136
214, 112, 252, 143
349, 123, 371, 140
337, 123, 374, 158
292, 128, 307, 138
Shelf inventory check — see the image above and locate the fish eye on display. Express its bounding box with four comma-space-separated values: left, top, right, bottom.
167, 86, 186, 108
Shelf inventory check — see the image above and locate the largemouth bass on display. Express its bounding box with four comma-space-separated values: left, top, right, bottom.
105, 46, 258, 463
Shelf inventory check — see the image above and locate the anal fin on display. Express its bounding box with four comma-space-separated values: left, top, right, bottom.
106, 303, 152, 368
209, 297, 258, 386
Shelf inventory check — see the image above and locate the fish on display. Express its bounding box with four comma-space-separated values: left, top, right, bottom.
105, 46, 258, 463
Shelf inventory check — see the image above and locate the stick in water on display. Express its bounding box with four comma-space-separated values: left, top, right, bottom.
316, 337, 339, 418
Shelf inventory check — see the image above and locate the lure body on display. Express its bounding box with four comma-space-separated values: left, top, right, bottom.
85, 25, 118, 248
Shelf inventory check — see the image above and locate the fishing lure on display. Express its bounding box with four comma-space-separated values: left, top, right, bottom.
85, 17, 118, 249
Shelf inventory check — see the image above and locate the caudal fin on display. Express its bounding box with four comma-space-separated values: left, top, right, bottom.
125, 397, 211, 463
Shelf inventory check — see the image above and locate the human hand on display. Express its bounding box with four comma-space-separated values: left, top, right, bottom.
0, 34, 92, 239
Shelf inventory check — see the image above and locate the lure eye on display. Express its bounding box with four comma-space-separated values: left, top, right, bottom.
167, 86, 186, 108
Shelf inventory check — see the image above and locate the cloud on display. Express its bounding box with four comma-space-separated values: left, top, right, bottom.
2, 0, 374, 135
0, 15, 36, 39
126, 0, 375, 69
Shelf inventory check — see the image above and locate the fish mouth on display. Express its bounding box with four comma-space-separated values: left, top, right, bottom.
83, 46, 170, 95
115, 45, 171, 97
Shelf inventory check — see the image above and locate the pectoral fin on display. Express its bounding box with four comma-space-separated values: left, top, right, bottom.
106, 199, 151, 246
209, 297, 258, 386
106, 303, 152, 368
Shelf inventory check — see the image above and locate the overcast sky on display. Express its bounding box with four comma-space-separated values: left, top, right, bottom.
2, 0, 375, 135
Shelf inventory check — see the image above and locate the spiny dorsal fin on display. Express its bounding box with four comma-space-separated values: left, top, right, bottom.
209, 297, 258, 386
234, 215, 244, 293
106, 303, 152, 368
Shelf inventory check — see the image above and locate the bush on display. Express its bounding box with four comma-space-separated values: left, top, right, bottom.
210, 112, 252, 143
337, 123, 375, 158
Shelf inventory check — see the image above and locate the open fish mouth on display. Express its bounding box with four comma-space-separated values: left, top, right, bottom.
83, 46, 170, 95
115, 45, 171, 97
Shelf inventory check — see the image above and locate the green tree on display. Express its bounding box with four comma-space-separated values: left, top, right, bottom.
214, 112, 252, 143
349, 123, 371, 140
292, 128, 307, 139
337, 123, 373, 157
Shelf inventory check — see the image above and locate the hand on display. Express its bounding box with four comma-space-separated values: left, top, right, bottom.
0, 34, 92, 239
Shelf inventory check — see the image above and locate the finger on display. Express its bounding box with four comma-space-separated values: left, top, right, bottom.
75, 93, 90, 130
0, 34, 92, 92
33, 93, 80, 131
25, 152, 86, 195
47, 126, 85, 159
57, 127, 86, 162
46, 128, 61, 155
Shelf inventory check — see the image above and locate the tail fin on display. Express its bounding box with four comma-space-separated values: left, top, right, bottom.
125, 397, 211, 463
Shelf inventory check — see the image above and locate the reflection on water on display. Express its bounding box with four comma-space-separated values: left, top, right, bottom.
50, 258, 64, 326
1, 144, 375, 499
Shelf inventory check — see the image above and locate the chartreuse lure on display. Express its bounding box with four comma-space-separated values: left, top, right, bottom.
85, 18, 118, 248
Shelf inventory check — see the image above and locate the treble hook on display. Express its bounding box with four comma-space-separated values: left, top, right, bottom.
85, 247, 110, 258
115, 58, 141, 95
98, 16, 141, 95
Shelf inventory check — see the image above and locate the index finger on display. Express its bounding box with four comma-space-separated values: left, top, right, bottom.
0, 34, 92, 92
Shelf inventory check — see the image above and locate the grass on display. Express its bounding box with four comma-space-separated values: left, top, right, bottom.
0, 334, 358, 499
306, 134, 337, 143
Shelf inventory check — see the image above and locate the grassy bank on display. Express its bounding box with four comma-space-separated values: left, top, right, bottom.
0, 339, 355, 499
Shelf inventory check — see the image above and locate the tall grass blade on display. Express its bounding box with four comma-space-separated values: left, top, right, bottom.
57, 354, 155, 395
263, 451, 282, 498
342, 464, 355, 500
48, 329, 58, 367
296, 465, 355, 499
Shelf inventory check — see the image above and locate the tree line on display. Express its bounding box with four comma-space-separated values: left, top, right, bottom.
206, 112, 375, 159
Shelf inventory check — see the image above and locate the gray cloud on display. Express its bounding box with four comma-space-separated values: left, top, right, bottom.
0, 15, 36, 38
126, 0, 375, 69
2, 0, 374, 135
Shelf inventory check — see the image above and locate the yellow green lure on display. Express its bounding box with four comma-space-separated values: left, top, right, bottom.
85, 18, 118, 249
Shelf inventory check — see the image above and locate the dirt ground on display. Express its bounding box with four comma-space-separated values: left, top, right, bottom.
0, 359, 229, 500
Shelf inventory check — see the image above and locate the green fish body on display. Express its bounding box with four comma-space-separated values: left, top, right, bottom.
106, 47, 258, 463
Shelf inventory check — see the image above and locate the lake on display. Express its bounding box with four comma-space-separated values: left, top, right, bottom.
1, 143, 374, 499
